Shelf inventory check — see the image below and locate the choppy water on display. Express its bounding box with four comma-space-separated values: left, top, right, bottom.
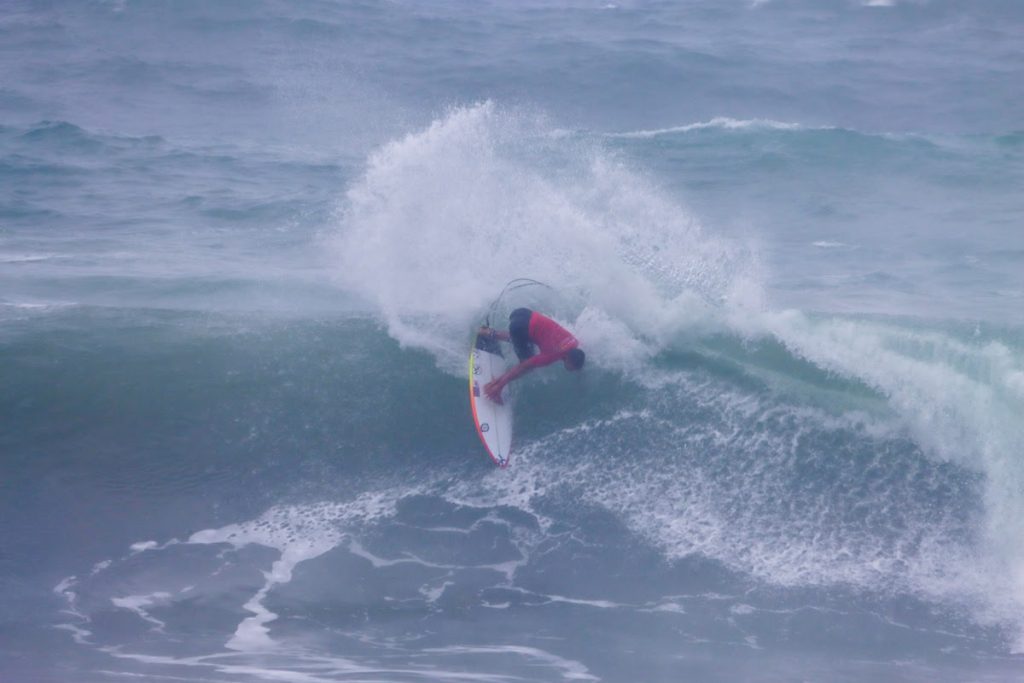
2, 1, 1023, 682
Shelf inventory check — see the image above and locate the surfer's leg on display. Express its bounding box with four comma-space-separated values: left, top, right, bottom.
509, 308, 536, 361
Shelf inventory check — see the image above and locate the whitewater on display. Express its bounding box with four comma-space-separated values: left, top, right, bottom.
2, 1, 1023, 682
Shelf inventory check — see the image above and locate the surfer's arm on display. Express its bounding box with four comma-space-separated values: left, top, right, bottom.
487, 351, 556, 395
499, 360, 535, 385
485, 360, 532, 403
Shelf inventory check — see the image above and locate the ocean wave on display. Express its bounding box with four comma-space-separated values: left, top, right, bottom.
0, 252, 65, 263
29, 304, 1024, 673
603, 119, 1022, 159
608, 117, 817, 139
330, 102, 1024, 651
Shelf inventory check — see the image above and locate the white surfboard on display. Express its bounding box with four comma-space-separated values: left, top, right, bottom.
469, 332, 514, 468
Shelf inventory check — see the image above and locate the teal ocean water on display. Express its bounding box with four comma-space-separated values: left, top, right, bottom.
2, 1, 1023, 681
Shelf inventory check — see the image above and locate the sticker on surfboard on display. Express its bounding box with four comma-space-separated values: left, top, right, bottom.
469, 332, 513, 467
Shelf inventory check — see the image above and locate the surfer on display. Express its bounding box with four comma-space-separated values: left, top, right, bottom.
478, 308, 585, 405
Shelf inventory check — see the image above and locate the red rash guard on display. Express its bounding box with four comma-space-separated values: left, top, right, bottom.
525, 313, 578, 368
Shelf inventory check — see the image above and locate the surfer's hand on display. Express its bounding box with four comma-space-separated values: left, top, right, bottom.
485, 379, 504, 404
478, 326, 494, 339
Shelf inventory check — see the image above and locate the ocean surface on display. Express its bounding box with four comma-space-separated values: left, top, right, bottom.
2, 1, 1024, 681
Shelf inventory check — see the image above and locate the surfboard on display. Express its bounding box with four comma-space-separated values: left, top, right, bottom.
469, 332, 513, 468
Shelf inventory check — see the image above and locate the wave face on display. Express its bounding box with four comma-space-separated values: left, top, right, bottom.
3, 1, 1024, 682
